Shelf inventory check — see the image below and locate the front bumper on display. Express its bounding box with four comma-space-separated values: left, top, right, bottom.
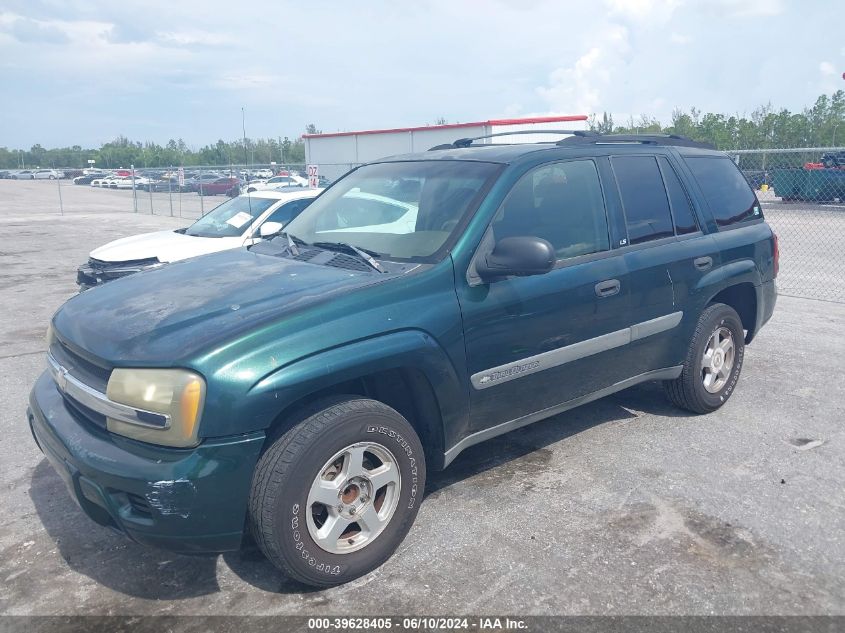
28, 371, 265, 554
76, 259, 162, 290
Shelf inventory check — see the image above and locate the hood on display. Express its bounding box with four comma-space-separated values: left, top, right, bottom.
53, 248, 389, 365
90, 230, 242, 264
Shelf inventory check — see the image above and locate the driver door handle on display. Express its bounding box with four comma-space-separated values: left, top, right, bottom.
694, 256, 713, 271
595, 279, 621, 298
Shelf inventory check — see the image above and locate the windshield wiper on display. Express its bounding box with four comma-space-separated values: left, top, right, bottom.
276, 231, 307, 256
311, 241, 386, 273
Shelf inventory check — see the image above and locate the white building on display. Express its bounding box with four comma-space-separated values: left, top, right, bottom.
303, 114, 588, 181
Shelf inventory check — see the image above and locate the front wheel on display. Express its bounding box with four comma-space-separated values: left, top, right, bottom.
249, 396, 425, 587
664, 303, 745, 414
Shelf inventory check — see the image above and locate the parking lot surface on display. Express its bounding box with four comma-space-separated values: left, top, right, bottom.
0, 180, 843, 615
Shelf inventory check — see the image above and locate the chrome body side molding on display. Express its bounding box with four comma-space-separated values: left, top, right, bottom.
471, 311, 683, 390
445, 365, 683, 468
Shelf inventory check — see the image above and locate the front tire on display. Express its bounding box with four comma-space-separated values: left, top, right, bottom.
664, 303, 745, 414
249, 396, 426, 587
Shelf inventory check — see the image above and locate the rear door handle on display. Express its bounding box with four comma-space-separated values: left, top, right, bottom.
694, 256, 713, 271
595, 279, 621, 298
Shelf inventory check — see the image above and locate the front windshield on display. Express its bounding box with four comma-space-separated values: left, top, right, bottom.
185, 196, 277, 238
284, 161, 499, 261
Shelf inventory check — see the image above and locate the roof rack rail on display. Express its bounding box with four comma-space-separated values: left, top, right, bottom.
430, 129, 597, 151
557, 133, 715, 150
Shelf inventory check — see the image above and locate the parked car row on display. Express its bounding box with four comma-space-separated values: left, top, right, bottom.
2, 169, 64, 179
72, 169, 322, 197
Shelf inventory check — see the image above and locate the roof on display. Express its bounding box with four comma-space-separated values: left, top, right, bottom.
301, 115, 588, 139
375, 134, 723, 165
375, 143, 559, 164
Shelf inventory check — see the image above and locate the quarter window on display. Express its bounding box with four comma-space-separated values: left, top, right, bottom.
492, 160, 610, 260
611, 156, 674, 245
657, 156, 698, 235
685, 156, 761, 227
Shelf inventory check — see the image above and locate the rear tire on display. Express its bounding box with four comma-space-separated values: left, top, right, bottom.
249, 396, 425, 587
664, 303, 745, 414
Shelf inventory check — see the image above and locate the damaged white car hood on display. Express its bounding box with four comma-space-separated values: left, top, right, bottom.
89, 230, 245, 264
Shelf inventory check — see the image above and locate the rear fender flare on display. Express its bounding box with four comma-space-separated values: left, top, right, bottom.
695, 259, 761, 301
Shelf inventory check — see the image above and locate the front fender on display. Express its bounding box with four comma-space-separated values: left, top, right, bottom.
243, 329, 467, 445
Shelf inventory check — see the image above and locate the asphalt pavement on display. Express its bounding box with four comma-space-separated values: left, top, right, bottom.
0, 180, 842, 616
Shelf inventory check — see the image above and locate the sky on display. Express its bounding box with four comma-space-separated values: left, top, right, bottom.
0, 0, 842, 150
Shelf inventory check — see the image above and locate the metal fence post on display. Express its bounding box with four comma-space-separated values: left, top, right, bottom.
147, 171, 154, 214
199, 165, 205, 216
168, 165, 174, 217
131, 165, 138, 213
56, 168, 63, 215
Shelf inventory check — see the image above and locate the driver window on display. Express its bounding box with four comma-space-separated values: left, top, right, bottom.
492, 160, 610, 260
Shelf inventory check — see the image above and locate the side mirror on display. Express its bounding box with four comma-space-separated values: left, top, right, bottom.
259, 221, 284, 238
475, 236, 555, 282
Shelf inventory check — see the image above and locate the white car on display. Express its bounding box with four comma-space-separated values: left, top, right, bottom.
77, 188, 322, 289
244, 174, 309, 193
33, 169, 62, 180
89, 175, 113, 187
111, 176, 138, 189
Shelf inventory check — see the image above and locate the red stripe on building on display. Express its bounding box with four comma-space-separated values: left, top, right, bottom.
302, 115, 588, 139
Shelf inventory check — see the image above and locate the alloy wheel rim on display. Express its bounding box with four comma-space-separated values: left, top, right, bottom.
701, 326, 735, 394
306, 441, 401, 554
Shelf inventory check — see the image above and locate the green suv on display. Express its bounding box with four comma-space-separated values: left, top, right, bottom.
28, 133, 778, 586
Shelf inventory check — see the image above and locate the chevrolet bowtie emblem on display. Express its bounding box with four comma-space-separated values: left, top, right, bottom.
56, 365, 69, 392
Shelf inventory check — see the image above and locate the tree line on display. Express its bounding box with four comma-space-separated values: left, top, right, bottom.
589, 91, 845, 151
2, 92, 844, 170
0, 124, 322, 170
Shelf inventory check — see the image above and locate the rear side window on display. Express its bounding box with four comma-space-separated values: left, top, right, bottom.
611, 156, 674, 245
657, 156, 698, 235
685, 157, 761, 227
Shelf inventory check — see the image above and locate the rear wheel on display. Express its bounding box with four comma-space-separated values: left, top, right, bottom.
249, 396, 425, 587
664, 303, 745, 414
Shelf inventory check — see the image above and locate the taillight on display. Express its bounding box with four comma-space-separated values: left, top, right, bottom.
772, 232, 780, 278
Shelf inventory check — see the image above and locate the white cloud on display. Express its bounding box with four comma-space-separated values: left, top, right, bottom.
819, 61, 836, 76
605, 0, 681, 21
713, 0, 786, 17
536, 25, 630, 115
157, 30, 236, 47
670, 32, 691, 44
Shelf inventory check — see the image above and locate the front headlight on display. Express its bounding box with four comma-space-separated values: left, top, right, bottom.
106, 368, 206, 448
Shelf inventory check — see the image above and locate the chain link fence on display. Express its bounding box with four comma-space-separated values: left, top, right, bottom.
732, 148, 845, 302
42, 163, 308, 221
9, 150, 845, 303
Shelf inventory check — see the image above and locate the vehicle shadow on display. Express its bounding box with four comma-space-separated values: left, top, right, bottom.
425, 379, 693, 496
29, 459, 221, 600
29, 381, 694, 598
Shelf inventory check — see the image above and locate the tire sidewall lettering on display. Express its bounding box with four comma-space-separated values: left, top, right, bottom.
367, 424, 419, 509
288, 502, 342, 577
